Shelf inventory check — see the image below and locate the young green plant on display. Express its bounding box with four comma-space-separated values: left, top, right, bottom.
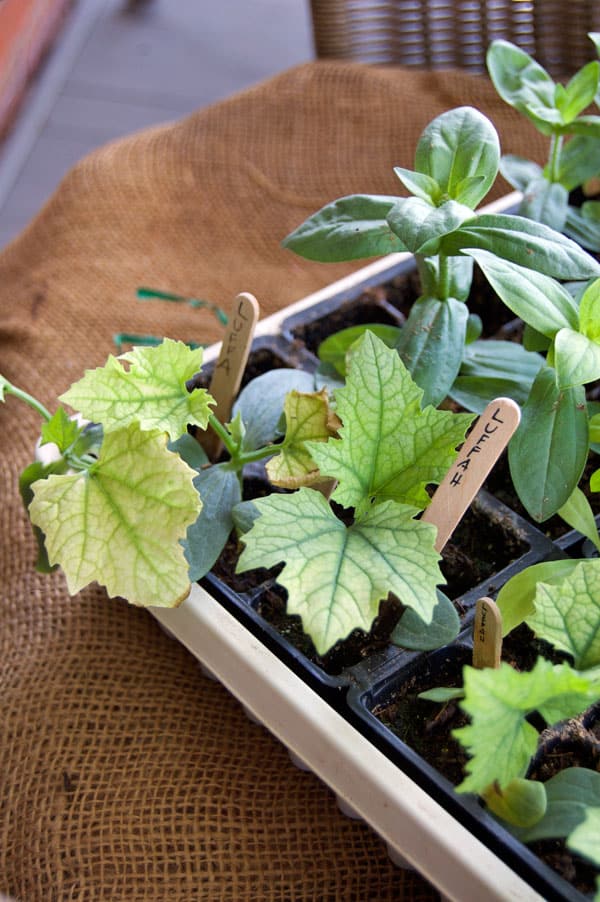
487, 36, 600, 251
282, 105, 600, 409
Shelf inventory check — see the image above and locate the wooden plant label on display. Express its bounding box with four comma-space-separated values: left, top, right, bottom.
202, 292, 259, 458
472, 597, 502, 669
422, 397, 521, 552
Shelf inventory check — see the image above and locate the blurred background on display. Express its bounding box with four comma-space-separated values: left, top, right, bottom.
0, 0, 314, 249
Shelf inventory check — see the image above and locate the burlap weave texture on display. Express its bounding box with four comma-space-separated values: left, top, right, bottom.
0, 61, 547, 901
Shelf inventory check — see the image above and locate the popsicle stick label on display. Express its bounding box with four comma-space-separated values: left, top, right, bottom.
202, 292, 259, 458
422, 397, 520, 552
473, 597, 502, 669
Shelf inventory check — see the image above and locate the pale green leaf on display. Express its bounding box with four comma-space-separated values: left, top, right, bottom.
232, 368, 316, 451
580, 279, 600, 342
487, 41, 557, 132
317, 323, 401, 377
483, 778, 547, 828
555, 328, 600, 389
60, 339, 213, 440
0, 374, 8, 401
496, 559, 583, 636
307, 332, 474, 512
514, 767, 600, 844
568, 807, 600, 866
29, 423, 201, 607
393, 166, 441, 204
527, 560, 600, 669
236, 487, 442, 655
40, 408, 81, 452
518, 179, 568, 232
558, 486, 600, 552
266, 389, 338, 488
454, 659, 596, 793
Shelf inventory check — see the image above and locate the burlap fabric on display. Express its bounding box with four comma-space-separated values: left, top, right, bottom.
0, 61, 547, 901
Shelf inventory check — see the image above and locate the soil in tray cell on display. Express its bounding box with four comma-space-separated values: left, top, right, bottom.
372, 632, 598, 895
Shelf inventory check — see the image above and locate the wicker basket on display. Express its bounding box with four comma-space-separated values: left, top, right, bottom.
309, 0, 600, 76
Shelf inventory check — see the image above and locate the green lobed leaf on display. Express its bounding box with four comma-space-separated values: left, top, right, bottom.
499, 155, 543, 192
496, 559, 583, 637
307, 332, 474, 512
527, 560, 600, 669
317, 323, 401, 377
414, 106, 500, 208
567, 806, 600, 866
232, 368, 316, 451
60, 339, 213, 441
394, 296, 469, 407
236, 487, 442, 655
454, 659, 597, 794
281, 195, 408, 261
386, 197, 472, 255
266, 389, 337, 488
509, 369, 589, 521
40, 407, 81, 452
555, 328, 600, 389
28, 423, 202, 607
442, 213, 600, 280
183, 463, 242, 581
464, 249, 579, 337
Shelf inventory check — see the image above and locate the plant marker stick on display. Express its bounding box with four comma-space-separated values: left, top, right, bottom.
422, 397, 520, 552
202, 292, 259, 458
472, 597, 502, 669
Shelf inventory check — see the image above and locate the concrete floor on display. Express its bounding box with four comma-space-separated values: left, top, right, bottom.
0, 0, 314, 248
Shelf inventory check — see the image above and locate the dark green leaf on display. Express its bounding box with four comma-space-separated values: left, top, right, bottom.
168, 432, 210, 470
508, 367, 589, 520
465, 313, 482, 345
486, 41, 557, 133
565, 115, 600, 138
557, 135, 600, 191
317, 323, 401, 377
391, 589, 460, 651
282, 195, 408, 261
387, 197, 472, 255
518, 179, 568, 232
465, 249, 580, 336
449, 339, 544, 412
523, 323, 551, 353
414, 106, 500, 208
499, 155, 543, 192
443, 213, 600, 279
394, 296, 469, 407
557, 62, 600, 123
416, 254, 473, 302
564, 205, 600, 252
183, 464, 242, 580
